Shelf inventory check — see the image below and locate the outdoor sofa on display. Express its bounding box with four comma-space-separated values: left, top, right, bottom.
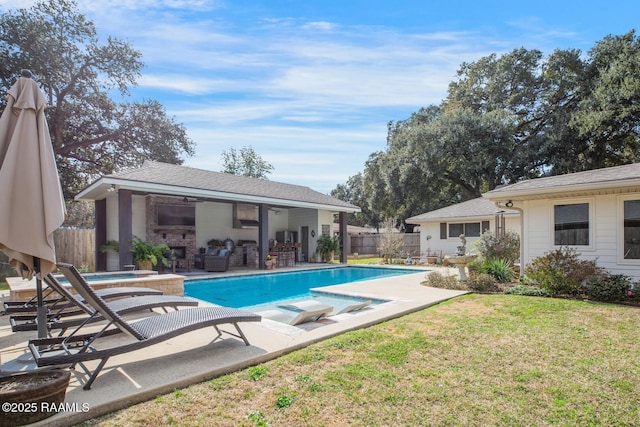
204, 248, 231, 272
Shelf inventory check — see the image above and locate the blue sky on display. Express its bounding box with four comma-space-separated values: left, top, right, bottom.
4, 1, 640, 193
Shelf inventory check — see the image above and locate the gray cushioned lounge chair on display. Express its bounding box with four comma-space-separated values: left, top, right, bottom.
28, 263, 261, 390
10, 274, 199, 334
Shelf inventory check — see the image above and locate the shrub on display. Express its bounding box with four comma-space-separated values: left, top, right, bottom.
479, 258, 514, 283
376, 217, 405, 263
475, 231, 520, 264
523, 247, 602, 296
582, 274, 632, 302
467, 273, 501, 293
504, 285, 553, 297
425, 271, 466, 290
466, 258, 483, 275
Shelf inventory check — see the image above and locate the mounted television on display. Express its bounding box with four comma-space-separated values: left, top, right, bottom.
156, 204, 195, 226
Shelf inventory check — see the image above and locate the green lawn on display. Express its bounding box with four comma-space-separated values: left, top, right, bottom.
0, 281, 8, 291
85, 294, 640, 426
347, 256, 383, 264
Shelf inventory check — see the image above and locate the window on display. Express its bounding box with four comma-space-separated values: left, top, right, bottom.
448, 222, 482, 238
624, 200, 640, 259
554, 203, 589, 246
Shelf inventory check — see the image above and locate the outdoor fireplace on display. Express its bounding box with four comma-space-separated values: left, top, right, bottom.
169, 246, 186, 259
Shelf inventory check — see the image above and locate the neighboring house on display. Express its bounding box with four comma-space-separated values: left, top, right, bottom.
331, 223, 378, 235
75, 161, 360, 271
406, 197, 520, 259
483, 162, 640, 280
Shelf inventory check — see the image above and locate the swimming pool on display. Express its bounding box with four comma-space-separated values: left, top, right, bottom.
184, 266, 419, 308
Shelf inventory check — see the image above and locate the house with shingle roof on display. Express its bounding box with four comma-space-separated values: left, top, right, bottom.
483, 162, 640, 279
76, 161, 360, 271
406, 197, 520, 260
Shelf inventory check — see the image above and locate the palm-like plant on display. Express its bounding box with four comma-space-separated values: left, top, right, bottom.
130, 236, 170, 269
316, 234, 342, 263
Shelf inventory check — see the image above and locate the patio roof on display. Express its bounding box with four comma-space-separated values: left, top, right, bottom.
76, 161, 360, 213
406, 197, 518, 223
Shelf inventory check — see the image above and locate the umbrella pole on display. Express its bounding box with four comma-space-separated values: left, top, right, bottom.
34, 257, 48, 339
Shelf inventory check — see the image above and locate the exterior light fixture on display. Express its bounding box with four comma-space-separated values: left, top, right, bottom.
505, 200, 514, 208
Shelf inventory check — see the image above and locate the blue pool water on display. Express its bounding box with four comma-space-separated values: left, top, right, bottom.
56, 273, 137, 284
184, 266, 419, 308
243, 291, 389, 317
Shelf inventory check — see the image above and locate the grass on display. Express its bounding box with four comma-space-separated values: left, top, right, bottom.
0, 281, 8, 291
84, 294, 640, 426
347, 257, 383, 264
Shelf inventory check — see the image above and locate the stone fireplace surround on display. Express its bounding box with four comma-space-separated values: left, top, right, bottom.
145, 195, 197, 263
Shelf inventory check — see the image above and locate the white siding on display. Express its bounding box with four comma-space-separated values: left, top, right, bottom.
105, 194, 119, 271
195, 202, 262, 248
416, 216, 520, 258
522, 193, 640, 280
523, 199, 551, 264
288, 208, 317, 236
131, 195, 146, 240
288, 208, 318, 261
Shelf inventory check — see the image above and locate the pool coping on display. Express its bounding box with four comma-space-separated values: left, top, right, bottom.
0, 265, 465, 426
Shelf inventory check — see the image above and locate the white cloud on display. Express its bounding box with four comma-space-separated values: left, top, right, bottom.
4, 0, 595, 193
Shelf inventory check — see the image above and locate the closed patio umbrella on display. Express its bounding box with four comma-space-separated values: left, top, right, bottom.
0, 70, 66, 339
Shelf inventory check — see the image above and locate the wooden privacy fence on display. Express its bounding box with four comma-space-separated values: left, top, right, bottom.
350, 233, 420, 256
53, 227, 95, 271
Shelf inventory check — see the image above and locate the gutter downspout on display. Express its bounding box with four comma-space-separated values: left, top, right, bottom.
494, 201, 525, 278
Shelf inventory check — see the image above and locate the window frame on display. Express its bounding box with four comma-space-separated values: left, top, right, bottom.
618, 195, 640, 265
447, 221, 487, 239
551, 198, 594, 251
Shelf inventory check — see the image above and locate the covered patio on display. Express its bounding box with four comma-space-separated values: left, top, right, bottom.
75, 161, 360, 272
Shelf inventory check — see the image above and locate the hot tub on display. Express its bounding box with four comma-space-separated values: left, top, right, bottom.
6, 270, 185, 301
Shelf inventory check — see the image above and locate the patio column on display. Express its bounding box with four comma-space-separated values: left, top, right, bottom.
339, 211, 348, 263
95, 198, 107, 271
118, 189, 133, 269
258, 203, 269, 269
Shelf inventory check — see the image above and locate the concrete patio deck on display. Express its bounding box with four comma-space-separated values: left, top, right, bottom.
0, 265, 466, 426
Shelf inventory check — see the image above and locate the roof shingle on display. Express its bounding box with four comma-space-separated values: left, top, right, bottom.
105, 161, 358, 210
406, 197, 517, 223
484, 163, 640, 196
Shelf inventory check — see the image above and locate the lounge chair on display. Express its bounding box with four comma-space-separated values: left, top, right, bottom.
257, 302, 333, 325
334, 300, 372, 315
2, 281, 163, 315
10, 274, 199, 334
28, 263, 261, 390
280, 299, 372, 316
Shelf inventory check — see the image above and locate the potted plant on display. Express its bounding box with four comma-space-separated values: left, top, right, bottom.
130, 236, 170, 271
264, 254, 274, 270
0, 370, 71, 426
99, 240, 119, 253
316, 234, 342, 263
